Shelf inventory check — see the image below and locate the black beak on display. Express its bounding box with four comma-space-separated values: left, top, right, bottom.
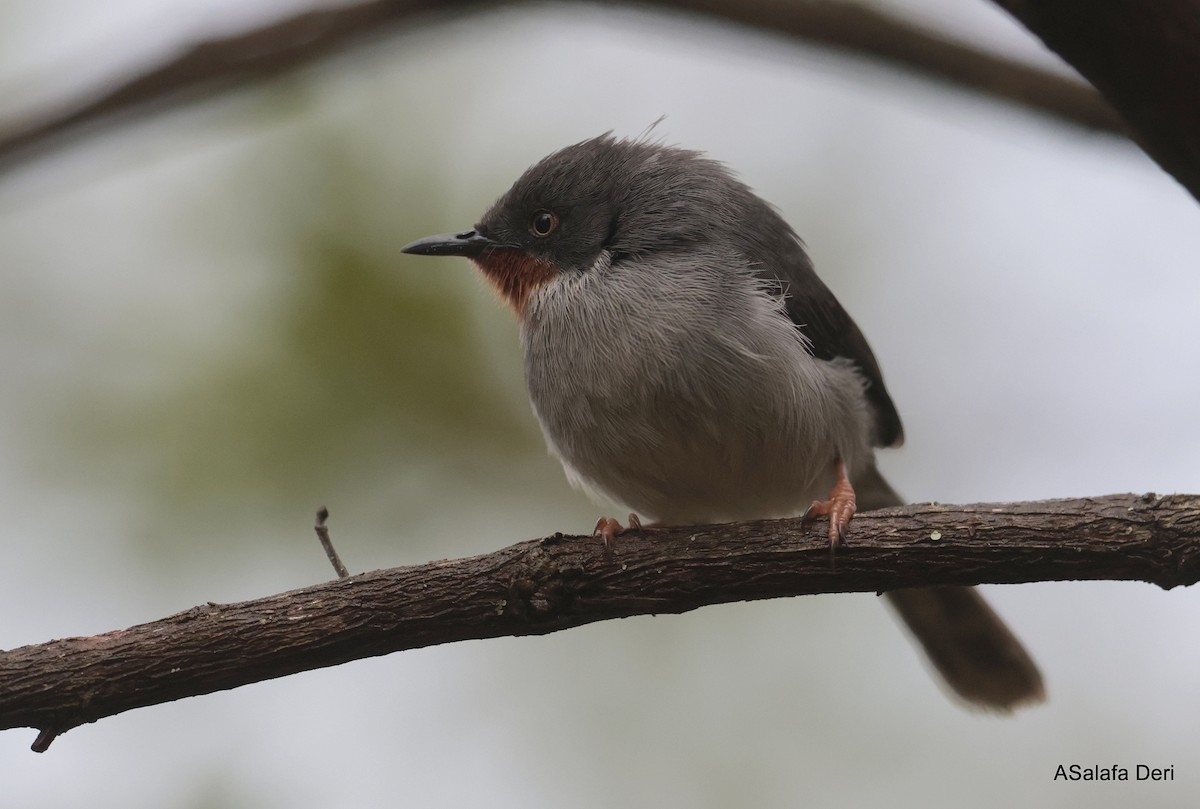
401, 229, 495, 258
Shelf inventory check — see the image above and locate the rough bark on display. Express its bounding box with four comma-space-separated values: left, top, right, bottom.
2, 493, 1198, 752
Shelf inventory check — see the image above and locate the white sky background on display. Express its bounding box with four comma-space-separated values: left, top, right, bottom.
1, 1, 1199, 807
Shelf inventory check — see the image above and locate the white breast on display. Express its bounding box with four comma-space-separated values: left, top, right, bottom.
520, 251, 873, 524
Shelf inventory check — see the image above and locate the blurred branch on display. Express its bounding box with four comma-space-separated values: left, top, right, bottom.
0, 0, 1123, 180
3, 492, 1198, 752
990, 0, 1200, 202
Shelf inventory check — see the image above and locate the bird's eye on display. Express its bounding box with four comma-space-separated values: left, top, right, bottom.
529, 210, 558, 238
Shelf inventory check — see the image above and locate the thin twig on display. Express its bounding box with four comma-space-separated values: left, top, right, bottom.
314, 506, 350, 579
30, 728, 58, 753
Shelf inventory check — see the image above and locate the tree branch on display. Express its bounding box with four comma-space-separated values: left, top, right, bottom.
0, 0, 1122, 180
2, 493, 1198, 752
990, 0, 1200, 201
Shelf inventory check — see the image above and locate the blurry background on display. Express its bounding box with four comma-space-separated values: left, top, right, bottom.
2, 1, 1198, 806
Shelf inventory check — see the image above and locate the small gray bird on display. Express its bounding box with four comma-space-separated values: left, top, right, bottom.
403, 134, 1044, 711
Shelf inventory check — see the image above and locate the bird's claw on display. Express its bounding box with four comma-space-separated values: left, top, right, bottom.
593, 513, 642, 559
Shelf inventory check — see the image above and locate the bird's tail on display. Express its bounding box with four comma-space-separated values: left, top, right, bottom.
855, 464, 1045, 712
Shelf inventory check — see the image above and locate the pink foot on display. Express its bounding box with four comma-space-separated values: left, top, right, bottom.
802, 459, 857, 551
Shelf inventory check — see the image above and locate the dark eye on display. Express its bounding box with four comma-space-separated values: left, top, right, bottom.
530, 210, 558, 238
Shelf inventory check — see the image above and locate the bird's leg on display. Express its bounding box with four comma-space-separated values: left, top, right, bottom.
593, 513, 643, 557
802, 459, 857, 551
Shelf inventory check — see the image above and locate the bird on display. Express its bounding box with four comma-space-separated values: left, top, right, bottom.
402, 133, 1044, 711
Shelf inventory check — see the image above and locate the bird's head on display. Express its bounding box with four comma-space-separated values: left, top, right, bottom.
402, 134, 782, 313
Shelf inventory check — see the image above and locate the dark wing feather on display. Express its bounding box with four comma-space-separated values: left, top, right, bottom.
591, 140, 903, 447
755, 235, 904, 449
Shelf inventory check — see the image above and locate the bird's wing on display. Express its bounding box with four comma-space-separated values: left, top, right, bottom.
758, 238, 904, 448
